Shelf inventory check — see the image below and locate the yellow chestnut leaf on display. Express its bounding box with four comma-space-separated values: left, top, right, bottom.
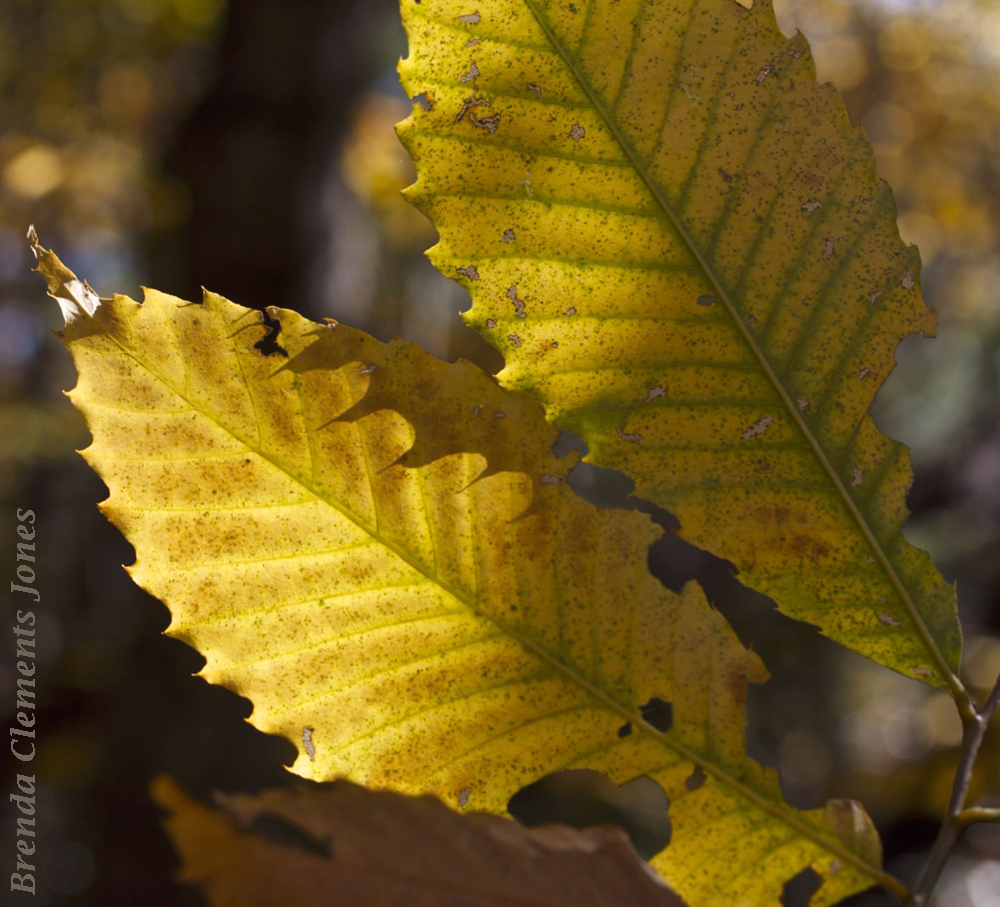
397, 0, 961, 688
34, 234, 899, 904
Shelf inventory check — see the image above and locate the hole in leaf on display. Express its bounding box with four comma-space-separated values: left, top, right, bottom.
551, 429, 585, 459
254, 310, 288, 357
684, 765, 706, 792
639, 697, 673, 733
559, 432, 638, 510
507, 769, 672, 861
618, 722, 632, 738
780, 866, 822, 907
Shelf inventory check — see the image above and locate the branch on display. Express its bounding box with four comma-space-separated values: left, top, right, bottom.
908, 670, 1000, 906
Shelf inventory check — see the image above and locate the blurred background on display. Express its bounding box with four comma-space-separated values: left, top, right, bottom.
0, 0, 997, 903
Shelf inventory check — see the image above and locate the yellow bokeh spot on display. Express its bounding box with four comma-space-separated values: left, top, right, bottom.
3, 145, 64, 199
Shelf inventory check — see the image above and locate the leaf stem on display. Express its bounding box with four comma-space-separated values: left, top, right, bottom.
955, 806, 1000, 829
909, 670, 1000, 906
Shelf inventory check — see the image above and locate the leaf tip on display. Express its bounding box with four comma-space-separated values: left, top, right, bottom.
27, 226, 101, 326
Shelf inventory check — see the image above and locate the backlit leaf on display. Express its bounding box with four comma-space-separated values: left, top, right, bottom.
396, 0, 962, 687
34, 237, 902, 904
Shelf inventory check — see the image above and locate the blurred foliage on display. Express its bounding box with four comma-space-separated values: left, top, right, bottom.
0, 0, 997, 903
0, 0, 223, 270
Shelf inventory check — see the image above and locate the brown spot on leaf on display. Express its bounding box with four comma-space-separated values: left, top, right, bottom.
788, 533, 829, 559
877, 613, 900, 626
506, 285, 526, 318
457, 785, 472, 806
696, 295, 717, 307
302, 727, 316, 762
540, 474, 561, 486
857, 366, 871, 380
454, 88, 490, 124
852, 467, 864, 487
358, 364, 378, 375
501, 228, 515, 243
507, 333, 521, 347
755, 64, 772, 84
563, 306, 576, 316
868, 289, 883, 304
645, 386, 667, 403
464, 37, 482, 48
469, 111, 500, 133
801, 200, 822, 212
456, 264, 480, 280
901, 271, 915, 288
796, 398, 809, 412
493, 411, 506, 419
616, 426, 643, 443
485, 318, 497, 329
913, 666, 935, 678
527, 82, 541, 98
460, 61, 480, 84
823, 238, 835, 260
742, 416, 775, 439
458, 11, 481, 24
569, 124, 585, 141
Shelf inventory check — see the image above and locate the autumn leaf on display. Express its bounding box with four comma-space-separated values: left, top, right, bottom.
33, 234, 902, 904
396, 0, 962, 689
154, 777, 685, 906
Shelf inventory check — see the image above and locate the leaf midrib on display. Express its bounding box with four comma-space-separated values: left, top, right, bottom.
520, 0, 960, 701
84, 302, 898, 895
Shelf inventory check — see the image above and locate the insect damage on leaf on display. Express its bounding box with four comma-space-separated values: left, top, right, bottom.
302, 727, 317, 762
35, 236, 900, 906
396, 0, 961, 694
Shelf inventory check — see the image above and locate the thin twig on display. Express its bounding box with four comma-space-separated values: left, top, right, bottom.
908, 671, 1000, 906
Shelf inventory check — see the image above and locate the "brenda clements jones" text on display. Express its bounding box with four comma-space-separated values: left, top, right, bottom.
11, 508, 38, 896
